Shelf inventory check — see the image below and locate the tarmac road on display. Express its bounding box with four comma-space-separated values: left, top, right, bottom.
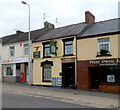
2, 90, 88, 108
1, 82, 119, 110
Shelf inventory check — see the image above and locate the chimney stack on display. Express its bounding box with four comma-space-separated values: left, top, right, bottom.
85, 11, 95, 24
44, 21, 54, 29
16, 30, 24, 34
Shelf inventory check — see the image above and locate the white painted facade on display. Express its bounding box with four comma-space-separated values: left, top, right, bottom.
1, 41, 30, 83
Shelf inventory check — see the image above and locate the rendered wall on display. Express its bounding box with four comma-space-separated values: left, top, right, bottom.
32, 36, 76, 85
77, 34, 119, 61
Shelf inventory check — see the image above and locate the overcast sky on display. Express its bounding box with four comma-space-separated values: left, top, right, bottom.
0, 0, 119, 37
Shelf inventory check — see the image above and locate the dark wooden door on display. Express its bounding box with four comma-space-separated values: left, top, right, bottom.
62, 63, 75, 88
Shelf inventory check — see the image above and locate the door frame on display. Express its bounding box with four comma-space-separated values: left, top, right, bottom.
62, 62, 75, 88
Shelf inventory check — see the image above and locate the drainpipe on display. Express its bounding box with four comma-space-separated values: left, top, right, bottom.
75, 36, 77, 88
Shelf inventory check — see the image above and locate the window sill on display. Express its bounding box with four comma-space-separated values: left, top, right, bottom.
63, 54, 74, 57
43, 56, 51, 58
96, 54, 112, 57
42, 81, 52, 82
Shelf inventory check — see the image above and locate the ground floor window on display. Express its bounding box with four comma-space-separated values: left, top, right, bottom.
43, 64, 52, 82
89, 66, 120, 89
101, 66, 120, 84
4, 65, 13, 76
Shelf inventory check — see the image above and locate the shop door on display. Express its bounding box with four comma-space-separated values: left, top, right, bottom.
62, 62, 75, 88
16, 64, 20, 83
89, 67, 100, 89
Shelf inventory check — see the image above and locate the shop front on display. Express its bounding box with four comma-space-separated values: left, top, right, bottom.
77, 58, 120, 94
2, 58, 28, 83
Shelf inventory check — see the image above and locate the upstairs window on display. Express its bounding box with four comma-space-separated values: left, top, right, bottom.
62, 38, 74, 56
24, 44, 29, 55
10, 46, 15, 57
43, 42, 50, 58
98, 38, 110, 56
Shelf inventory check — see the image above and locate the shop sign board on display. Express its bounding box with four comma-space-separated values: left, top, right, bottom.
33, 51, 40, 58
57, 77, 62, 85
52, 77, 62, 86
52, 77, 57, 86
2, 58, 28, 64
90, 58, 120, 66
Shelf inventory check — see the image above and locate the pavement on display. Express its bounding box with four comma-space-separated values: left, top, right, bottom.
1, 82, 120, 109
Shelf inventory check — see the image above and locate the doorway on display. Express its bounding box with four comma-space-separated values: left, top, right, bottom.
89, 67, 100, 89
16, 63, 20, 83
62, 62, 75, 88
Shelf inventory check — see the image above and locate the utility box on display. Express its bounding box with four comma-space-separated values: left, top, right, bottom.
20, 72, 25, 83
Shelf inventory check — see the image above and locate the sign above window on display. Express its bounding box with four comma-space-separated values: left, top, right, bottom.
33, 51, 40, 58
90, 58, 120, 66
50, 41, 56, 55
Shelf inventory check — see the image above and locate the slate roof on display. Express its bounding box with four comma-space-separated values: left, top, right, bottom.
2, 34, 18, 45
78, 18, 120, 38
2, 28, 52, 45
34, 22, 87, 42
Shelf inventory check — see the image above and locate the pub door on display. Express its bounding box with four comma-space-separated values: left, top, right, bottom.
62, 62, 75, 88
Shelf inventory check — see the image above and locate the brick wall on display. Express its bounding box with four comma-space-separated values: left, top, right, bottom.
77, 60, 120, 94
77, 60, 93, 90
99, 84, 120, 94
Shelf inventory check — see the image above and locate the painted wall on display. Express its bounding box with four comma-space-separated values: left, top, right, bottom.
1, 41, 29, 83
77, 34, 119, 61
2, 41, 29, 60
32, 36, 76, 85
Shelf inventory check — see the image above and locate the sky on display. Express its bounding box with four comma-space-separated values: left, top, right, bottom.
0, 0, 119, 37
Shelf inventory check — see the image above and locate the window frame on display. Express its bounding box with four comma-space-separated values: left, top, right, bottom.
10, 46, 15, 57
42, 65, 52, 82
97, 38, 110, 56
43, 42, 51, 58
62, 38, 74, 56
4, 66, 13, 76
24, 43, 29, 55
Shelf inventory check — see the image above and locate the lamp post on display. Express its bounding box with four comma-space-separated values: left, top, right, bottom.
21, 1, 31, 85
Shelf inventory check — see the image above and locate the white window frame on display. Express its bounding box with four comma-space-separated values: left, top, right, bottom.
10, 46, 15, 57
4, 66, 13, 76
98, 38, 110, 55
24, 44, 29, 55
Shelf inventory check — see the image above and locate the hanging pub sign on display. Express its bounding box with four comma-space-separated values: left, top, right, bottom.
50, 41, 56, 55
33, 51, 40, 58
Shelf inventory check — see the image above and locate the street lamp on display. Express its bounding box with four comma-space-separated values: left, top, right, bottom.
21, 1, 31, 85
